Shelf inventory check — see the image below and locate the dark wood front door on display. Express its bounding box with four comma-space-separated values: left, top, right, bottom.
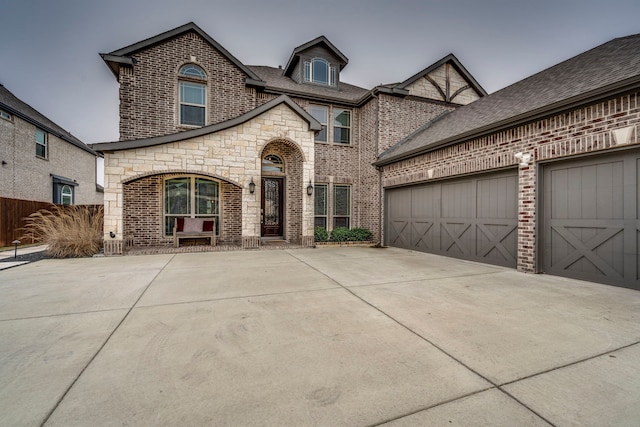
261, 177, 284, 237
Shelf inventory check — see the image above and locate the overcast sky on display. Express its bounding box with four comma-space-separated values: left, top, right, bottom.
1, 0, 639, 144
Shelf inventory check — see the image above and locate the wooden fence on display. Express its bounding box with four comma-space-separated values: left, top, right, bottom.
0, 197, 102, 247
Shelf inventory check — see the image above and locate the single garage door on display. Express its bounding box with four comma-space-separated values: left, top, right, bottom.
386, 170, 518, 268
542, 151, 640, 290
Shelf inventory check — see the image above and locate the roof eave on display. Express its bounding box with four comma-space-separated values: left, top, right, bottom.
99, 53, 134, 79
91, 95, 320, 152
374, 76, 640, 167
0, 102, 97, 156
102, 22, 264, 83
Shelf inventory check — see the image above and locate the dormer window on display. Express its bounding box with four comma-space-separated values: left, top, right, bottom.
178, 64, 207, 127
304, 58, 335, 86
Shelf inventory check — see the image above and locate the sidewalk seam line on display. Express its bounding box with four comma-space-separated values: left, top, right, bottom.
39, 254, 176, 427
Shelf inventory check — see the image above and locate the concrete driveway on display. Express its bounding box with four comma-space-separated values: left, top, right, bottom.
1, 247, 639, 426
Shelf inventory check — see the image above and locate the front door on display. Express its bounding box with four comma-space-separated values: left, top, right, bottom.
261, 177, 284, 237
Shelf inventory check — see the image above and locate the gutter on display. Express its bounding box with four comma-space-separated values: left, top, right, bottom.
374, 75, 640, 167
0, 102, 97, 156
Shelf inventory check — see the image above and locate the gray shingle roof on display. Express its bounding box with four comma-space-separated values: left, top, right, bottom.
376, 34, 640, 165
0, 84, 96, 155
249, 65, 370, 104
91, 95, 321, 152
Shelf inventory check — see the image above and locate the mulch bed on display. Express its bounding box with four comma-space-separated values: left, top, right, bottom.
0, 251, 49, 263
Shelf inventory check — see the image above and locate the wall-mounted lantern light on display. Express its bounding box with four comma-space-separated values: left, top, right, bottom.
307, 180, 313, 196
249, 177, 256, 194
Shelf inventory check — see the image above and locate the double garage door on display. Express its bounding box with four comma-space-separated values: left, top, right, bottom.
385, 170, 518, 268
385, 151, 640, 290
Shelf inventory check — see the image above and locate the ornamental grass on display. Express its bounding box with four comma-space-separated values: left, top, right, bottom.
21, 205, 104, 258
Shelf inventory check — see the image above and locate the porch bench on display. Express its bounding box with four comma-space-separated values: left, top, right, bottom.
173, 217, 217, 248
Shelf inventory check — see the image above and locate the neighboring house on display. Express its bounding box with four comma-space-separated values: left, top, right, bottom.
375, 35, 640, 291
92, 22, 640, 291
92, 22, 484, 255
0, 84, 103, 205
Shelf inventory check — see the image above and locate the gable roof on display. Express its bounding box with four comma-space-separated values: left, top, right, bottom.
283, 35, 349, 77
100, 22, 264, 85
395, 53, 487, 97
90, 95, 321, 152
0, 84, 96, 155
376, 34, 640, 166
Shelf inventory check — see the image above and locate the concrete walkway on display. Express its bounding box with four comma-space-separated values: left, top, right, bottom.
1, 247, 639, 426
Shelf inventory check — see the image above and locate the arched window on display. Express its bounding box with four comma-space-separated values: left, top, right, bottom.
61, 185, 73, 205
178, 64, 207, 127
304, 58, 335, 86
262, 154, 284, 173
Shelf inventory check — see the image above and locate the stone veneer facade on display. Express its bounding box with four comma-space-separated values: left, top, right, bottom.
380, 91, 640, 272
103, 103, 315, 254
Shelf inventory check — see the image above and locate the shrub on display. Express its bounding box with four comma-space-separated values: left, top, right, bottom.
21, 205, 104, 258
349, 227, 373, 241
329, 227, 351, 242
328, 227, 373, 242
314, 226, 328, 242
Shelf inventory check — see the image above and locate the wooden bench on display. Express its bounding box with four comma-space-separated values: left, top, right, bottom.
173, 217, 216, 247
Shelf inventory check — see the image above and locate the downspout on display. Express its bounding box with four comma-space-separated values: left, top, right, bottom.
372, 89, 383, 246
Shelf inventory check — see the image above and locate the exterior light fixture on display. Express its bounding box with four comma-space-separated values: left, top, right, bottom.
514, 152, 532, 167
12, 240, 20, 259
249, 178, 256, 194
109, 231, 116, 238
307, 180, 313, 196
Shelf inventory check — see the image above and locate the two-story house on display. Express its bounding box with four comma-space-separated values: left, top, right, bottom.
93, 22, 640, 291
92, 22, 484, 255
0, 84, 103, 205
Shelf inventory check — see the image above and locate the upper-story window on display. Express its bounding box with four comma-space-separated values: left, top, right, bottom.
36, 128, 47, 158
0, 109, 11, 121
309, 105, 351, 144
178, 64, 207, 127
333, 109, 351, 144
304, 58, 335, 86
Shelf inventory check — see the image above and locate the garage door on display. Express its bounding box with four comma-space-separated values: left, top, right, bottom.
386, 170, 518, 268
542, 151, 640, 290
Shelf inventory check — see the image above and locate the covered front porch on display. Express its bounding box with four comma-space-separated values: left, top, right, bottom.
92, 95, 321, 256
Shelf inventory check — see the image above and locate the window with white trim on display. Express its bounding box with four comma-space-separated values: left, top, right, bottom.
309, 105, 328, 142
60, 185, 73, 205
304, 58, 335, 86
179, 64, 206, 127
164, 176, 219, 236
314, 184, 328, 228
333, 185, 351, 228
36, 128, 47, 158
309, 105, 352, 144
0, 110, 10, 121
333, 109, 351, 144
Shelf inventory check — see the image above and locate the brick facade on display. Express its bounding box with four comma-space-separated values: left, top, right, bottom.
380, 91, 640, 272
0, 107, 101, 204
98, 24, 483, 253
118, 31, 256, 141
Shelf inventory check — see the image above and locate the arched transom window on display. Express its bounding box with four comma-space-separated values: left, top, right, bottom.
262, 154, 284, 173
178, 64, 207, 127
